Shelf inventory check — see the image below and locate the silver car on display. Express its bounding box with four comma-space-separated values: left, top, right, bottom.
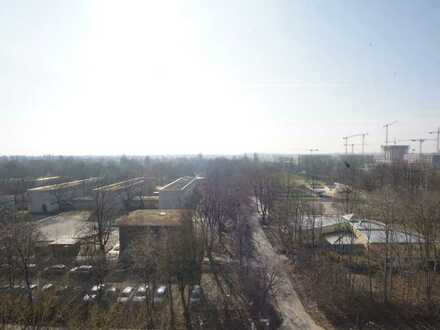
132, 284, 148, 304
117, 286, 135, 304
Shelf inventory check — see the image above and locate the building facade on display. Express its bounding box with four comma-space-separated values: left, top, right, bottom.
158, 176, 202, 209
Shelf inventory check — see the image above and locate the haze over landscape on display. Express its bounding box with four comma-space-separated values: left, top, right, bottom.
1, 0, 439, 155
3, 2, 440, 329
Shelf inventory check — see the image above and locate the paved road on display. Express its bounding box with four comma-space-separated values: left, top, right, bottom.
249, 213, 324, 330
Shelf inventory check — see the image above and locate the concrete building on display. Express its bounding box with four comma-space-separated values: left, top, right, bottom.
37, 210, 93, 259
159, 176, 202, 209
31, 176, 66, 188
381, 145, 409, 163
118, 209, 184, 254
27, 177, 101, 214
93, 177, 146, 211
425, 153, 440, 168
406, 153, 440, 169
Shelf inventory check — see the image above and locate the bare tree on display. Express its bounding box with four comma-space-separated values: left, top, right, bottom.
169, 211, 204, 330
130, 232, 163, 328
1, 221, 42, 306
253, 167, 281, 224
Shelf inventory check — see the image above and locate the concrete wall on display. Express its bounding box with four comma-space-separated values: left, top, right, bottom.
28, 187, 81, 214
158, 179, 197, 209
28, 190, 58, 213
159, 190, 184, 209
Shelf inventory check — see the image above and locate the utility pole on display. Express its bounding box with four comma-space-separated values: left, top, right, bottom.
429, 127, 440, 153
383, 121, 398, 145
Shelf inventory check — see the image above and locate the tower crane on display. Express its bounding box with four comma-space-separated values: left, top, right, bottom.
428, 127, 440, 153
398, 138, 434, 156
383, 121, 398, 145
342, 134, 362, 154
359, 133, 368, 154
348, 143, 364, 154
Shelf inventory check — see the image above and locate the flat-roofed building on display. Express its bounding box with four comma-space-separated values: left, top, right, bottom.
381, 145, 409, 163
37, 210, 93, 259
31, 176, 66, 188
93, 177, 146, 211
118, 209, 184, 254
159, 176, 203, 209
27, 177, 101, 214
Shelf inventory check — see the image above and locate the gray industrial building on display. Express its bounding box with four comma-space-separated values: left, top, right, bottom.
158, 176, 203, 209
27, 177, 101, 214
381, 145, 409, 163
93, 177, 146, 211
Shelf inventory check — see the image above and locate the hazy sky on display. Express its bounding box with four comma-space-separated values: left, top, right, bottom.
1, 0, 439, 155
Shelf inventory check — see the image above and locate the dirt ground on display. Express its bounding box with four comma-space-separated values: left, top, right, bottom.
250, 212, 324, 330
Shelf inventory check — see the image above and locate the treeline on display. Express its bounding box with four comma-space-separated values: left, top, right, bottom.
255, 159, 440, 328
0, 155, 261, 186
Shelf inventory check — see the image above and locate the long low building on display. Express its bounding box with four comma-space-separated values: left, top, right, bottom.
93, 177, 146, 211
159, 176, 203, 209
27, 177, 101, 214
37, 210, 93, 259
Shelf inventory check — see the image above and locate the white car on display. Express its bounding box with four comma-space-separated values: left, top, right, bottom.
132, 285, 148, 304
108, 244, 120, 258
154, 285, 167, 304
70, 265, 93, 275
117, 286, 134, 304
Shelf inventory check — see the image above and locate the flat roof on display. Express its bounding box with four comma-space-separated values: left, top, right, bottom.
381, 145, 409, 150
160, 176, 199, 192
118, 209, 185, 227
28, 177, 100, 192
34, 176, 62, 182
37, 210, 92, 242
94, 177, 144, 192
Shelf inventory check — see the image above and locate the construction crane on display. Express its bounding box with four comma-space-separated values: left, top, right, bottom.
398, 138, 433, 156
383, 121, 398, 145
428, 127, 440, 153
348, 143, 364, 154
359, 133, 368, 154
342, 134, 362, 154
307, 148, 319, 155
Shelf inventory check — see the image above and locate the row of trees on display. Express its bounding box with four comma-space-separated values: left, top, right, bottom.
261, 158, 440, 327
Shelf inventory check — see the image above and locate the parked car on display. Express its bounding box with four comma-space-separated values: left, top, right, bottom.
117, 286, 135, 304
83, 293, 96, 303
69, 265, 93, 276
190, 285, 202, 305
105, 286, 118, 300
108, 244, 120, 259
43, 264, 67, 276
154, 285, 167, 304
91, 284, 105, 293
41, 283, 54, 292
132, 285, 147, 304
27, 263, 37, 273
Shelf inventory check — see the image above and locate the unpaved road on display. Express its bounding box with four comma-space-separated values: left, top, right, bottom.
250, 213, 324, 330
